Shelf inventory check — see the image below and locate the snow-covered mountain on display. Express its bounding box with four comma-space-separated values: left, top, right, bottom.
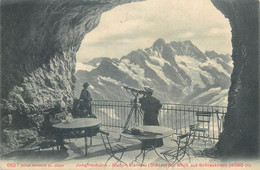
75, 39, 233, 106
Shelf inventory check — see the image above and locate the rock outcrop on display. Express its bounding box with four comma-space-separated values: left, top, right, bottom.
1, 0, 140, 155
211, 0, 259, 158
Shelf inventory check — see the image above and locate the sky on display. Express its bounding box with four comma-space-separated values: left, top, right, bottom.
76, 0, 232, 65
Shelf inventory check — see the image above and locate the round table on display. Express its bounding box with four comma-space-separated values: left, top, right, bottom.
52, 118, 101, 156
121, 125, 174, 140
121, 126, 174, 164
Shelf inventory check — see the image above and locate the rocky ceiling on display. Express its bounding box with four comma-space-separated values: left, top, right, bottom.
1, 0, 259, 158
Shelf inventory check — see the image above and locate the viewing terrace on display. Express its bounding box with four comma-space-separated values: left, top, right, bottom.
93, 100, 226, 144
2, 100, 228, 168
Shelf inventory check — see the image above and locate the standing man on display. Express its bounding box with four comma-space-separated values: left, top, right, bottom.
79, 82, 96, 118
139, 87, 163, 148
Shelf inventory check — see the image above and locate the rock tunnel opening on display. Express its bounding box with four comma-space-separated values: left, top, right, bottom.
74, 0, 233, 106
1, 0, 259, 158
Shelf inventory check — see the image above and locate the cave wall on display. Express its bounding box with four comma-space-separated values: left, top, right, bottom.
0, 0, 140, 154
211, 0, 259, 158
1, 0, 259, 158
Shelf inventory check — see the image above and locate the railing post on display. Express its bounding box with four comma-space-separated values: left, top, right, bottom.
175, 105, 177, 134
212, 106, 215, 143
184, 105, 186, 133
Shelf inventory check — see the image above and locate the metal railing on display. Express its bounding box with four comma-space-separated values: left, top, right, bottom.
92, 100, 226, 143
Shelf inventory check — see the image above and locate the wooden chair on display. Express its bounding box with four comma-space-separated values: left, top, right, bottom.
160, 133, 192, 165
190, 111, 212, 146
36, 123, 58, 151
99, 130, 128, 166
38, 112, 72, 151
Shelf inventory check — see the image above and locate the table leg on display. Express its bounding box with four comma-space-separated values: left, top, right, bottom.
132, 146, 164, 164
132, 148, 153, 164
56, 129, 64, 151
132, 149, 143, 164
55, 130, 59, 151
84, 130, 88, 156
152, 146, 164, 160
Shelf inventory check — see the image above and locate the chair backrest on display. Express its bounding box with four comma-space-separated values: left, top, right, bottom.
175, 133, 191, 158
195, 111, 211, 128
177, 133, 190, 147
40, 115, 56, 137
99, 130, 113, 153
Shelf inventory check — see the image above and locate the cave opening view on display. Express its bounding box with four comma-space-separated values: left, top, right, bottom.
75, 0, 233, 107
2, 0, 259, 165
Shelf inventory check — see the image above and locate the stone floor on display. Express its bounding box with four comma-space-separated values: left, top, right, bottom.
3, 128, 259, 170
2, 128, 231, 169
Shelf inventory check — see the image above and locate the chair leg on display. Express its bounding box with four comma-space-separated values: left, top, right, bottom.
187, 152, 191, 162
162, 154, 171, 164
187, 145, 197, 156
106, 155, 113, 164
141, 150, 146, 164
182, 149, 191, 163
176, 159, 185, 167
202, 131, 212, 147
118, 135, 122, 142
114, 152, 128, 166
113, 156, 121, 166
106, 152, 127, 166
202, 132, 206, 147
190, 132, 196, 145
206, 132, 212, 145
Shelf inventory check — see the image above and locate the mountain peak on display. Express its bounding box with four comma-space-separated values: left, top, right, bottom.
169, 40, 207, 62
183, 40, 193, 45
153, 38, 166, 48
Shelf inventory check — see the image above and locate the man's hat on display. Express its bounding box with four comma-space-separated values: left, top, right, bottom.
144, 87, 154, 93
83, 82, 90, 87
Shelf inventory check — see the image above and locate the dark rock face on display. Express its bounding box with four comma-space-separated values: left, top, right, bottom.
1, 0, 141, 155
0, 0, 258, 158
211, 0, 259, 158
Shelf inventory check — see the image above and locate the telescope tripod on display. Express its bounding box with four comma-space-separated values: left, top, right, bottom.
119, 93, 143, 141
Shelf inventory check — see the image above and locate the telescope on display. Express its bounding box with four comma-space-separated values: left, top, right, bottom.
123, 85, 147, 95
120, 85, 145, 136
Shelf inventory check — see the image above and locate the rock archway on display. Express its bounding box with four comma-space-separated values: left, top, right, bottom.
212, 0, 259, 158
1, 0, 259, 158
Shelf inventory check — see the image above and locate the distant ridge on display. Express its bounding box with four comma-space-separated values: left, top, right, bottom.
75, 39, 232, 106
